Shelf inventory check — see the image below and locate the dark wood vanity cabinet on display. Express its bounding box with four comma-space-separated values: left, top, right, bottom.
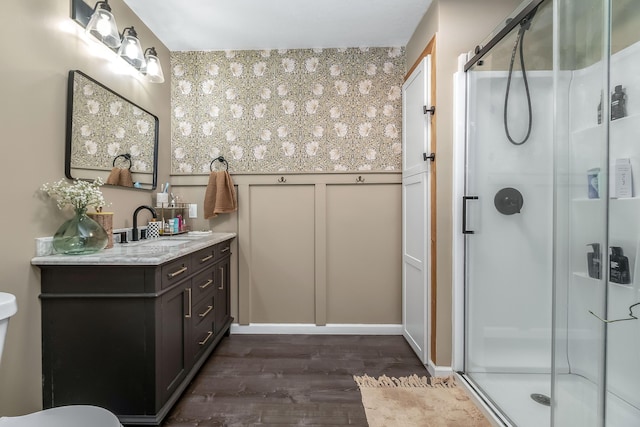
38, 239, 233, 426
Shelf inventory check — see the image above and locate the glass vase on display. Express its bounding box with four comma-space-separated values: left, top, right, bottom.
52, 208, 109, 255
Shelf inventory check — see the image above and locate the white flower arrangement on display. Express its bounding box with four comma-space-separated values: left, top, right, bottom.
41, 178, 107, 212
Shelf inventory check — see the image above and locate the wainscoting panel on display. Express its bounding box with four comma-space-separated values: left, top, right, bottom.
172, 173, 401, 327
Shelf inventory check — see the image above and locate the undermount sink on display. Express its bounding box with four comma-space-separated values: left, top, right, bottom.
133, 239, 192, 247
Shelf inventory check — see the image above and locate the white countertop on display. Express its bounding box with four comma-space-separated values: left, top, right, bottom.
31, 232, 236, 266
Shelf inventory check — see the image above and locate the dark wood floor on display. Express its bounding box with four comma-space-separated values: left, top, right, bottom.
162, 334, 428, 426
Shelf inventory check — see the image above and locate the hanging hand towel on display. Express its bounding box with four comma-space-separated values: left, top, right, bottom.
204, 171, 237, 219
118, 168, 134, 187
106, 168, 121, 185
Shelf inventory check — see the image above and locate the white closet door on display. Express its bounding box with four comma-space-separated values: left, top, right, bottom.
402, 56, 432, 364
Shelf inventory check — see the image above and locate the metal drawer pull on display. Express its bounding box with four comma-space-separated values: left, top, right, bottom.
218, 266, 225, 290
200, 254, 213, 262
199, 331, 213, 345
199, 305, 213, 317
185, 288, 192, 318
168, 265, 188, 278
199, 279, 213, 290
221, 247, 230, 253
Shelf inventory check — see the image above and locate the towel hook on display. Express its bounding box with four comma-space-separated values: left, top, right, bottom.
356, 176, 365, 183
210, 156, 229, 171
277, 176, 286, 183
113, 153, 132, 169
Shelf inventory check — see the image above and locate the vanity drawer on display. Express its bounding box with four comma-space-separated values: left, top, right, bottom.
193, 294, 215, 327
161, 256, 192, 289
190, 315, 215, 359
192, 246, 217, 271
191, 267, 216, 302
216, 242, 231, 259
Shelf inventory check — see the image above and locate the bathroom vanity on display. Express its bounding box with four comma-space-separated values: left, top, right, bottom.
31, 232, 235, 426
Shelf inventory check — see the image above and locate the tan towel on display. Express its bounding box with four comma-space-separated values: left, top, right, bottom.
118, 168, 134, 187
204, 171, 237, 219
106, 168, 121, 185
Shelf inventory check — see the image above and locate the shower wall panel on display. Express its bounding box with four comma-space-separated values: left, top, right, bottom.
466, 71, 554, 374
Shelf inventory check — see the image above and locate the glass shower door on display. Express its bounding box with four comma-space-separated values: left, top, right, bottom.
552, 0, 608, 420
604, 2, 640, 423
463, 1, 554, 426
554, 0, 640, 425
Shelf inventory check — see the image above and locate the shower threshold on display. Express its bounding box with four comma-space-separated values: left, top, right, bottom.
460, 372, 640, 427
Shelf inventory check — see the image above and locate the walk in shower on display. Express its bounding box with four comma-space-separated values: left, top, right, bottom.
456, 0, 640, 425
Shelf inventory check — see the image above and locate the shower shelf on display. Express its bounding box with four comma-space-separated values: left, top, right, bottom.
573, 272, 599, 281
572, 272, 633, 288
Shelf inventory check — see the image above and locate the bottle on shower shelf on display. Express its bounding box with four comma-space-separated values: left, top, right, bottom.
611, 85, 627, 121
587, 243, 601, 279
609, 246, 630, 284
597, 91, 602, 125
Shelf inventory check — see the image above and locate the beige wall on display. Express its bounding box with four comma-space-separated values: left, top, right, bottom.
405, 0, 522, 366
0, 0, 170, 416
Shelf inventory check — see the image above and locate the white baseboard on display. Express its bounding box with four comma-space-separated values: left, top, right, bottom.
426, 360, 453, 377
230, 323, 403, 335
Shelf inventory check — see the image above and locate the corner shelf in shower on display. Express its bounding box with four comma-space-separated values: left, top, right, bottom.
572, 272, 600, 282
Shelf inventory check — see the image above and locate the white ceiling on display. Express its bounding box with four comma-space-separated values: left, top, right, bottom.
122, 0, 433, 51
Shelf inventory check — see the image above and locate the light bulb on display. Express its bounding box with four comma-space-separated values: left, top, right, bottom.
96, 15, 112, 36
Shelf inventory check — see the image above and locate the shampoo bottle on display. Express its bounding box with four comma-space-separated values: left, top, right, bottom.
587, 243, 601, 279
611, 85, 627, 120
609, 246, 630, 284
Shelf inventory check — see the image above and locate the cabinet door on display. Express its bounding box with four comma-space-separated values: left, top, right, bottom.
215, 258, 231, 334
401, 57, 432, 364
402, 55, 431, 178
160, 283, 188, 402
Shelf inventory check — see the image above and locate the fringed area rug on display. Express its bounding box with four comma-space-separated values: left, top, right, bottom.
353, 374, 491, 427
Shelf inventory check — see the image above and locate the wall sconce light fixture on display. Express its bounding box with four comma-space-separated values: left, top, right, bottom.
84, 0, 120, 48
72, 0, 164, 83
143, 47, 165, 83
117, 26, 145, 69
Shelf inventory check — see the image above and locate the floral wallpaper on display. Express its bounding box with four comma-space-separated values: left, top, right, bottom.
170, 47, 405, 174
70, 72, 156, 174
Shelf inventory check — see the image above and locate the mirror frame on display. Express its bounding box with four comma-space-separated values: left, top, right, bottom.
65, 70, 159, 191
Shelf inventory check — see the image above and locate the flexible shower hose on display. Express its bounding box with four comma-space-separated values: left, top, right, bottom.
504, 22, 533, 146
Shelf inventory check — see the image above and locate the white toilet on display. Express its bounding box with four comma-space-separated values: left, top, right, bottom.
0, 292, 122, 427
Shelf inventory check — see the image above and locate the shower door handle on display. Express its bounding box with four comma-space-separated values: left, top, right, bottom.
462, 196, 479, 234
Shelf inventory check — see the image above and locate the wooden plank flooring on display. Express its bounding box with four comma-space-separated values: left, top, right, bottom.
162, 334, 428, 426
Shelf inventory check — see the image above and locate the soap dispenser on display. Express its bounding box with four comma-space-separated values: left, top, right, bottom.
609, 246, 630, 284
587, 243, 601, 279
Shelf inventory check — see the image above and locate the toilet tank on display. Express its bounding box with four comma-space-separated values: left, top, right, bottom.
0, 292, 18, 364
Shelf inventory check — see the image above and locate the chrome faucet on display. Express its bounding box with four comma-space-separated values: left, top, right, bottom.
132, 205, 157, 241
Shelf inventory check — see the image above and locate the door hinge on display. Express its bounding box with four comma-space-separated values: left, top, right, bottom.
423, 153, 436, 162
423, 105, 435, 115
